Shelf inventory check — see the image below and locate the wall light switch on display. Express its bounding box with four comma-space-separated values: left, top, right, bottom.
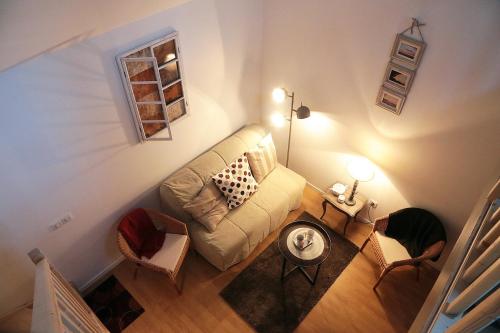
49, 213, 74, 231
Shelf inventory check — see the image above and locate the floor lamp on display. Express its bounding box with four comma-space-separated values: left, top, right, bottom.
271, 88, 310, 167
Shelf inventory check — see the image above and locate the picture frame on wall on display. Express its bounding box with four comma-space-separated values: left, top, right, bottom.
383, 62, 415, 94
391, 33, 426, 68
376, 86, 406, 115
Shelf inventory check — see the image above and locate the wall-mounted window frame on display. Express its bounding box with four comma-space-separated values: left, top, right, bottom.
117, 32, 189, 142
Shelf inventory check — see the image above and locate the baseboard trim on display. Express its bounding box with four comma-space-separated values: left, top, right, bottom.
79, 255, 125, 295
306, 181, 325, 194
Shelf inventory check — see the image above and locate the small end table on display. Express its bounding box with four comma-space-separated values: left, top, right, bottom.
320, 189, 366, 235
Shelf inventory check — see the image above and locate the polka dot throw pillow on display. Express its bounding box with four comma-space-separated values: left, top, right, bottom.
212, 154, 259, 209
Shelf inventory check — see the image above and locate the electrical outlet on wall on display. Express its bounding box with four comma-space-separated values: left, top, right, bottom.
368, 199, 378, 208
49, 213, 73, 231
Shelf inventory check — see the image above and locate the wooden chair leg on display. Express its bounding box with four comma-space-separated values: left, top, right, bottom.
360, 236, 371, 252
133, 264, 140, 280
373, 266, 393, 290
172, 263, 187, 295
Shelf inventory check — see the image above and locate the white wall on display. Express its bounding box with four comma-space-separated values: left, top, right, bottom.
261, 0, 500, 265
0, 0, 191, 72
0, 0, 263, 316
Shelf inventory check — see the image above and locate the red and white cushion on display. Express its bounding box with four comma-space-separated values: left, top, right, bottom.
212, 154, 259, 209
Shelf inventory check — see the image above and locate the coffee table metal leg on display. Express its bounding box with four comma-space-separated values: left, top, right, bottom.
281, 256, 287, 281
295, 264, 322, 285
313, 263, 322, 284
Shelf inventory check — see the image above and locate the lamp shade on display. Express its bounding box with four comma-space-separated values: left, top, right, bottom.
347, 158, 374, 182
296, 104, 310, 119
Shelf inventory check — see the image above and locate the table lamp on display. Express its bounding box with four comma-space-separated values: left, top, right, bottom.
271, 87, 310, 167
345, 158, 374, 206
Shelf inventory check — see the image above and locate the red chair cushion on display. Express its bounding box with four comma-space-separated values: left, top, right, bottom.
118, 208, 165, 259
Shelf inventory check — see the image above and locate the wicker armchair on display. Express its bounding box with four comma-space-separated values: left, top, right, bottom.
361, 215, 445, 289
117, 208, 190, 294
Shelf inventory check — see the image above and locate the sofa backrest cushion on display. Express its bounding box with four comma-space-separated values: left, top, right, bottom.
160, 124, 267, 222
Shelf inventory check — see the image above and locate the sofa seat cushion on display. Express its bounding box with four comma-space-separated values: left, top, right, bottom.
374, 231, 411, 265
249, 180, 289, 231
224, 201, 270, 250
189, 216, 251, 271
265, 164, 307, 210
142, 233, 188, 272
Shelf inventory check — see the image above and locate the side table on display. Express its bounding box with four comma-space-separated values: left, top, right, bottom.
277, 220, 331, 285
320, 189, 366, 235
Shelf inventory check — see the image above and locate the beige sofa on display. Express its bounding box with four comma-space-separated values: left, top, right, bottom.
160, 124, 306, 271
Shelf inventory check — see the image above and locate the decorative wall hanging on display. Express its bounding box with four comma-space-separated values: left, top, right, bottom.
391, 34, 426, 69
376, 87, 406, 115
383, 62, 415, 94
117, 32, 189, 141
376, 18, 426, 115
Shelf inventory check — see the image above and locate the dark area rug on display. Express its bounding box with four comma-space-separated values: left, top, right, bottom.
84, 275, 144, 333
220, 211, 359, 333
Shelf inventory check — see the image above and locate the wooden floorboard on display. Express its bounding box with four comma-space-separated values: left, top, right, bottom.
114, 185, 439, 333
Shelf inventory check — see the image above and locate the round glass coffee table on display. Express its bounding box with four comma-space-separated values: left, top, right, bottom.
278, 220, 332, 285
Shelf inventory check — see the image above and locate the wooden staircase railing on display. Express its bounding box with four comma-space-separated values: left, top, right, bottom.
28, 249, 109, 333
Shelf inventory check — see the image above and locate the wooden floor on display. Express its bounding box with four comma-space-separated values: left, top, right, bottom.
114, 185, 439, 333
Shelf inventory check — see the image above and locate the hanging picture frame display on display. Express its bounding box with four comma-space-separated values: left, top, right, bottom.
376, 87, 406, 115
117, 31, 189, 142
391, 33, 426, 69
383, 62, 415, 94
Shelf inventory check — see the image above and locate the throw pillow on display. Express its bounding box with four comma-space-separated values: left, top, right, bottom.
212, 154, 259, 209
183, 182, 229, 232
247, 133, 277, 183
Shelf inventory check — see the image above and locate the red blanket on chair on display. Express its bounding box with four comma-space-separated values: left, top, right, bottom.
118, 208, 166, 259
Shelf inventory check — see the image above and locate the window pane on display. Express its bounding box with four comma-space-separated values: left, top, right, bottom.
138, 104, 165, 121
167, 99, 187, 122
163, 82, 183, 104
125, 60, 156, 82
159, 61, 180, 86
132, 84, 160, 102
142, 122, 166, 138
153, 40, 177, 66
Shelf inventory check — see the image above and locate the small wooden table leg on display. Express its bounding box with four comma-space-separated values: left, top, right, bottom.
320, 200, 327, 219
343, 217, 351, 235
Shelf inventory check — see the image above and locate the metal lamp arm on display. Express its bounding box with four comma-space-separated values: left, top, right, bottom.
286, 90, 295, 167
